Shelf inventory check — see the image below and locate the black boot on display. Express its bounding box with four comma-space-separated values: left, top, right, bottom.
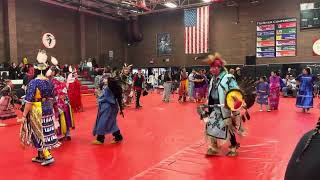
92, 135, 105, 145
32, 151, 44, 163
111, 130, 123, 144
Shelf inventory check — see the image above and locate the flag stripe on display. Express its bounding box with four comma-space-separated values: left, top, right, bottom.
196, 9, 200, 54
189, 27, 191, 54
200, 8, 204, 53
184, 6, 209, 54
185, 28, 188, 54
204, 6, 208, 53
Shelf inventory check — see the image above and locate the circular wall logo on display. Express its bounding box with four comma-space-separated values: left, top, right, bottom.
42, 33, 56, 49
313, 39, 320, 56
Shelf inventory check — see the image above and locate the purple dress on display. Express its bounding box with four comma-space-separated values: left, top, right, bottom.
256, 82, 269, 105
269, 76, 281, 110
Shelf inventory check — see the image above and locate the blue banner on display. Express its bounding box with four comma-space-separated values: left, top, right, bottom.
276, 34, 296, 40
257, 47, 275, 52
256, 52, 275, 58
257, 31, 275, 36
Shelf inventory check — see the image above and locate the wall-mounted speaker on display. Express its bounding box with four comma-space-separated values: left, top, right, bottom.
125, 16, 143, 43
245, 55, 256, 65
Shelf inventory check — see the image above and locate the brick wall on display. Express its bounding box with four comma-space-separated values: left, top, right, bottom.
0, 1, 6, 63
85, 15, 125, 67
0, 0, 125, 66
128, 0, 320, 67
85, 15, 99, 62
16, 0, 80, 65
100, 19, 125, 67
127, 10, 186, 67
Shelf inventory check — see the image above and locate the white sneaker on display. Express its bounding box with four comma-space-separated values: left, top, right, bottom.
259, 109, 263, 112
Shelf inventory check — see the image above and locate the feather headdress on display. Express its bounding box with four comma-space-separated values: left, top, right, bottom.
35, 49, 48, 70
123, 63, 133, 69
203, 53, 226, 67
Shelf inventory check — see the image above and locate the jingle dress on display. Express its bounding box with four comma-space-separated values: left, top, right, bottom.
20, 78, 58, 150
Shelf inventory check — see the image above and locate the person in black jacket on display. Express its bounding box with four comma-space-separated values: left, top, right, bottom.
133, 69, 145, 109
285, 119, 320, 180
9, 63, 19, 79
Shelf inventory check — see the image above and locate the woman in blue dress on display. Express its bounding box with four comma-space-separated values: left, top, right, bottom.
296, 67, 316, 113
92, 77, 124, 144
20, 61, 58, 166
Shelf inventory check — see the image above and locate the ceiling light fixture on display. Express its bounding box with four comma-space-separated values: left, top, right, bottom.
226, 0, 237, 7
164, 2, 177, 8
202, 0, 212, 2
249, 0, 259, 3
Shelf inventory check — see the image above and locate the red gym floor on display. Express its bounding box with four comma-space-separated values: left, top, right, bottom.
0, 93, 318, 180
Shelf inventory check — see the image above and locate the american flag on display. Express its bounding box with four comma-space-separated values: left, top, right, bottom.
184, 6, 209, 54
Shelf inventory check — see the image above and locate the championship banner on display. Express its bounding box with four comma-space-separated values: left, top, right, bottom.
257, 40, 275, 47
276, 46, 296, 51
257, 35, 275, 41
276, 51, 296, 57
257, 24, 275, 31
256, 18, 297, 58
276, 39, 296, 46
277, 22, 297, 29
257, 47, 275, 52
276, 34, 296, 40
277, 28, 296, 34
257, 31, 275, 36
257, 52, 275, 58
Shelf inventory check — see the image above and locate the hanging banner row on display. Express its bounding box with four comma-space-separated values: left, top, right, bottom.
256, 18, 297, 58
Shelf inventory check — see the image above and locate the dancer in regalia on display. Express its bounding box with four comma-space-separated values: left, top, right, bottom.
178, 68, 188, 103
133, 69, 145, 109
296, 67, 316, 113
269, 71, 283, 110
19, 50, 58, 166
121, 64, 133, 107
67, 66, 83, 112
196, 53, 255, 157
256, 76, 270, 112
92, 77, 124, 144
48, 58, 74, 140
0, 80, 17, 127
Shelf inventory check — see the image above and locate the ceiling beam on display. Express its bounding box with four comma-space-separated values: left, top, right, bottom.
133, 1, 212, 16
40, 0, 121, 20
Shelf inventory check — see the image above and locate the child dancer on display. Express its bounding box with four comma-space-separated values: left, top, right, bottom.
92, 77, 124, 144
256, 76, 270, 112
0, 80, 17, 126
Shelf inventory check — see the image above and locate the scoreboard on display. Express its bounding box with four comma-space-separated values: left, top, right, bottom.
300, 2, 320, 29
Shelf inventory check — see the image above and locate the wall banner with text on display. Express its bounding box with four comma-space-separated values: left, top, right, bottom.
256, 18, 297, 58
